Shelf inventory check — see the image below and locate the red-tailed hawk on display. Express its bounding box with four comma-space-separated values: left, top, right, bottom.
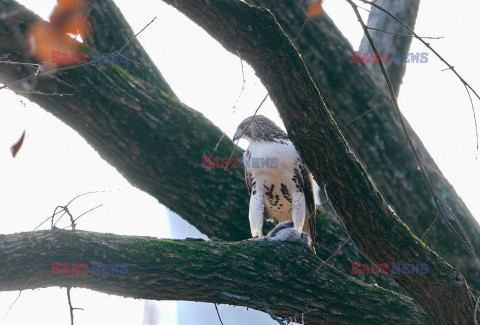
233, 115, 316, 251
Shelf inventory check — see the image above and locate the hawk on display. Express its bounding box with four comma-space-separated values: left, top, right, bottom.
233, 115, 316, 250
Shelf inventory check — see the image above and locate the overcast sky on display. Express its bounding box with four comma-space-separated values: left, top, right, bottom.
1, 0, 479, 324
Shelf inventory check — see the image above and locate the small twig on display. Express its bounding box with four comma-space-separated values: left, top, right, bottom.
2, 291, 22, 320
66, 207, 76, 230
73, 204, 103, 223
222, 292, 285, 324
285, 308, 318, 324
435, 196, 480, 269
293, 15, 311, 45
214, 304, 224, 325
59, 204, 103, 229
65, 191, 105, 207
366, 26, 444, 39
67, 287, 74, 325
57, 204, 104, 230
421, 211, 440, 241
0, 60, 43, 67
66, 287, 84, 325
214, 51, 246, 151
316, 238, 351, 272
53, 209, 68, 228
465, 85, 479, 155
35, 191, 105, 230
347, 99, 392, 124
33, 208, 64, 231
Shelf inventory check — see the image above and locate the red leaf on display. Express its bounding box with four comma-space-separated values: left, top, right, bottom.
11, 130, 26, 158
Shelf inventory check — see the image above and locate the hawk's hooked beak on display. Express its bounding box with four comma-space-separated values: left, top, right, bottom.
232, 128, 243, 142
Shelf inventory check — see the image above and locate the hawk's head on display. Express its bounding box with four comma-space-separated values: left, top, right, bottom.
233, 115, 287, 142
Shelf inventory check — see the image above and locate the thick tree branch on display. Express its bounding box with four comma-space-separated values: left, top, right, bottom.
0, 229, 430, 324
1, 0, 478, 296
358, 0, 421, 95
0, 0, 404, 294
0, 0, 250, 240
247, 0, 480, 292
1, 1, 477, 297
159, 0, 476, 322
0, 1, 476, 320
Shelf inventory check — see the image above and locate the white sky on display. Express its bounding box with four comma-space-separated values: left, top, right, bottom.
1, 0, 479, 324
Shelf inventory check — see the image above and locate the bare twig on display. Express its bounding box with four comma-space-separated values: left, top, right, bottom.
421, 211, 440, 241
214, 304, 224, 325
67, 287, 74, 325
0, 60, 43, 67
34, 191, 105, 231
347, 99, 392, 124
2, 291, 22, 320
316, 238, 351, 272
319, 184, 374, 269
66, 287, 84, 325
435, 196, 480, 269
59, 204, 103, 229
285, 308, 318, 324
222, 291, 285, 324
366, 26, 444, 39
214, 51, 246, 151
73, 204, 103, 223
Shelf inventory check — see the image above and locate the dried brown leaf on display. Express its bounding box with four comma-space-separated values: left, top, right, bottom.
11, 130, 26, 158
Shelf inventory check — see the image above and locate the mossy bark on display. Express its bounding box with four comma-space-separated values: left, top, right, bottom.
0, 0, 477, 322
0, 230, 431, 324
158, 0, 476, 322
247, 0, 480, 294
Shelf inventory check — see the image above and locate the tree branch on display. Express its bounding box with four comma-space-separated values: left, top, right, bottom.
246, 0, 480, 292
0, 0, 477, 320
0, 0, 250, 240
0, 229, 430, 324
159, 0, 476, 322
0, 0, 405, 294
